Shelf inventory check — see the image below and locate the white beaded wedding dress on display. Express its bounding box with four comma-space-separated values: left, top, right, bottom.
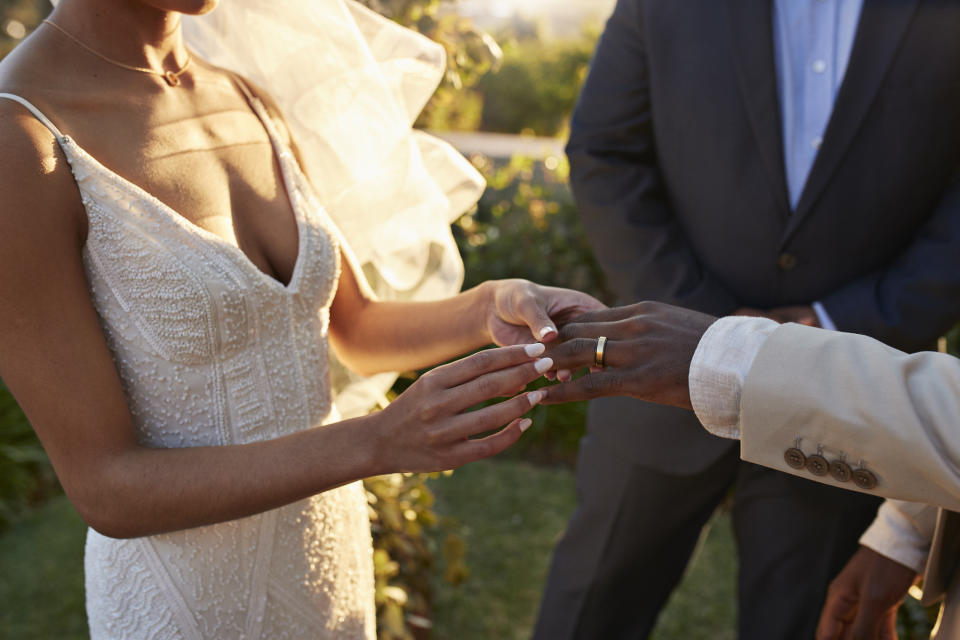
4, 0, 485, 637
0, 89, 375, 639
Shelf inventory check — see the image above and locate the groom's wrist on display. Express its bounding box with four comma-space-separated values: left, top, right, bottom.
688, 315, 779, 439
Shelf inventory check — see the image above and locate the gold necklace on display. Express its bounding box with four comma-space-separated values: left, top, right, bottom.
42, 19, 192, 87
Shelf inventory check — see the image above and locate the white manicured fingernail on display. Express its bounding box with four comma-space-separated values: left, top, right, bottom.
534, 358, 554, 374
524, 343, 546, 357
538, 326, 557, 339
527, 390, 545, 405
519, 418, 533, 432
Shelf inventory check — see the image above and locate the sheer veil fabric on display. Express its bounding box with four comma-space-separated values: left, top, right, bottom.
181, 0, 484, 418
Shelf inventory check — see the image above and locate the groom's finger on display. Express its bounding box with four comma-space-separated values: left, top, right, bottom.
850, 602, 893, 640
545, 337, 632, 372
541, 370, 626, 404
815, 590, 859, 639
561, 303, 650, 326
557, 318, 647, 343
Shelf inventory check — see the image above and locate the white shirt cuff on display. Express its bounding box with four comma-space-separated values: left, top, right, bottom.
689, 316, 779, 439
812, 301, 838, 331
859, 499, 937, 575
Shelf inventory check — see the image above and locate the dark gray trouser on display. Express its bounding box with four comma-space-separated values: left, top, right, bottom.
532, 435, 882, 640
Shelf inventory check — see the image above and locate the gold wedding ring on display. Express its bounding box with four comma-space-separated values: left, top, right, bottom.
595, 336, 608, 368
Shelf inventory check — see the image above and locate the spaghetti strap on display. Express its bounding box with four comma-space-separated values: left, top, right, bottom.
0, 92, 66, 139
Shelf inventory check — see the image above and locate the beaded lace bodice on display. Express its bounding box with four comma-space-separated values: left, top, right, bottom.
0, 92, 375, 639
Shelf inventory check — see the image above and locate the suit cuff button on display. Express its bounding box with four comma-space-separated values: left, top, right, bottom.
784, 447, 807, 469
806, 453, 830, 476
852, 468, 878, 490
829, 459, 852, 482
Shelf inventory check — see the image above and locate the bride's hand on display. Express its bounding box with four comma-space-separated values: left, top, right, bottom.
485, 279, 607, 347
540, 302, 717, 409
371, 343, 553, 473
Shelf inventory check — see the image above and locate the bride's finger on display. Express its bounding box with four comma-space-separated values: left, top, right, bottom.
445, 358, 552, 412
443, 390, 544, 441
449, 417, 530, 467
513, 294, 559, 342
431, 343, 545, 388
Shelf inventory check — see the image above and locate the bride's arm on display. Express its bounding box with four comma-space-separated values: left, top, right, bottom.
329, 261, 597, 375
0, 106, 547, 539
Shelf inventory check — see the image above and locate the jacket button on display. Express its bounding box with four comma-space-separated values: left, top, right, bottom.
784, 448, 806, 469
806, 454, 829, 476
777, 252, 798, 270
829, 460, 852, 483
852, 468, 878, 490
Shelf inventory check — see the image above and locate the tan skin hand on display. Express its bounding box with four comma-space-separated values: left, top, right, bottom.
540, 302, 718, 409
375, 346, 551, 473
816, 546, 920, 640
0, 0, 602, 538
486, 279, 607, 346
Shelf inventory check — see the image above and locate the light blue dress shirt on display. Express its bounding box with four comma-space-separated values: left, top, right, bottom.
772, 0, 864, 329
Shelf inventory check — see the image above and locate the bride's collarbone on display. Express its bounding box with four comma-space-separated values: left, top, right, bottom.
0, 91, 292, 276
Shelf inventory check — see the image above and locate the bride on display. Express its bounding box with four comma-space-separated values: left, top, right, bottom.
0, 0, 599, 637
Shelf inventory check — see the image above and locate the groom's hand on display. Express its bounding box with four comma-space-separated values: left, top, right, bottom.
815, 546, 919, 640
540, 302, 717, 409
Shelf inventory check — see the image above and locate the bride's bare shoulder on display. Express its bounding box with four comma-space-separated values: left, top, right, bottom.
0, 91, 87, 248
0, 27, 87, 225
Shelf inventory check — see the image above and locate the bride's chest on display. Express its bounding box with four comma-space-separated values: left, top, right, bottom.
81, 111, 303, 286
67, 133, 341, 368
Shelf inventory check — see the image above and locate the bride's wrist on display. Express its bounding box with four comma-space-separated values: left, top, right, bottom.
355, 411, 393, 477
474, 280, 500, 344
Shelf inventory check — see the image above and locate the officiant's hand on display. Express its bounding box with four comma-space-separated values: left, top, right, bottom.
815, 546, 919, 640
484, 279, 607, 347
539, 302, 717, 409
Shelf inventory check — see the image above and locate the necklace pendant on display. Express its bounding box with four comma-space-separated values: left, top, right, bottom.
164, 71, 181, 87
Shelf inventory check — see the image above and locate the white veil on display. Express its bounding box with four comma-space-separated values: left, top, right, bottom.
179, 0, 485, 418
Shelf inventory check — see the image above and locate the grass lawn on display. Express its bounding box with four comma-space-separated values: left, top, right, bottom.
425, 459, 737, 640
0, 495, 88, 639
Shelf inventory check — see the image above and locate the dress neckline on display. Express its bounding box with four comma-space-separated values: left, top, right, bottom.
0, 90, 307, 293
61, 128, 307, 294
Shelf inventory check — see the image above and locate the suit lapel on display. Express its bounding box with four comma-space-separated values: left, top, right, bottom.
785, 0, 919, 242
725, 0, 791, 221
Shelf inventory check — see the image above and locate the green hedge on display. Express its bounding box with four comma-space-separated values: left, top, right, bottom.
0, 381, 58, 530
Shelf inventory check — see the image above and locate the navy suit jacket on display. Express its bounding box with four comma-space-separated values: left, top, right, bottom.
568, 0, 960, 471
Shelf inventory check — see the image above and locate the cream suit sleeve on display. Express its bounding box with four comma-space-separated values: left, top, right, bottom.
736, 322, 960, 511
689, 317, 956, 572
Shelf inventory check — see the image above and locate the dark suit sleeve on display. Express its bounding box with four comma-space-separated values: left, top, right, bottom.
566, 0, 738, 314
819, 176, 960, 352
